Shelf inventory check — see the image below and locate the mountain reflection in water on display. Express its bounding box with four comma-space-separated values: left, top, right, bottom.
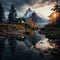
0, 31, 60, 60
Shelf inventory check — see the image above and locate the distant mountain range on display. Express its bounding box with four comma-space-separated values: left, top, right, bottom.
3, 8, 48, 25
24, 8, 48, 26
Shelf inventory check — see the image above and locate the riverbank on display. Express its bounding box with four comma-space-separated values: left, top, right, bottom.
40, 24, 60, 39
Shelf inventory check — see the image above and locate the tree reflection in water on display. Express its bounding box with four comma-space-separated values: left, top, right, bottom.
8, 37, 17, 54
0, 31, 59, 60
0, 38, 5, 59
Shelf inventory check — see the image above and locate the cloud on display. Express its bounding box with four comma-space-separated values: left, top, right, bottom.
0, 0, 38, 11
0, 0, 59, 18
0, 0, 57, 11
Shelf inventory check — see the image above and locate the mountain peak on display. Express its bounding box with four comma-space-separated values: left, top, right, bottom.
24, 8, 33, 18
24, 8, 48, 25
28, 8, 32, 12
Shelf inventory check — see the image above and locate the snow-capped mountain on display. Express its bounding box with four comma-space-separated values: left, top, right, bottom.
24, 8, 48, 26
24, 8, 33, 18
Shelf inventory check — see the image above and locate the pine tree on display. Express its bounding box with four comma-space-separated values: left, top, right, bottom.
8, 4, 17, 23
52, 5, 60, 25
0, 3, 5, 23
57, 6, 60, 25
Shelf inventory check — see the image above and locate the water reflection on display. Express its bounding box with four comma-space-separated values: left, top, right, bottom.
8, 37, 16, 54
0, 31, 59, 60
0, 37, 5, 59
26, 31, 41, 46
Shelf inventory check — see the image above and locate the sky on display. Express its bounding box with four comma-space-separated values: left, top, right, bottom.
0, 0, 60, 19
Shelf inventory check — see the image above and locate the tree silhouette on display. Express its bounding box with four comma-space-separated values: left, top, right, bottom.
0, 39, 5, 59
8, 4, 17, 23
0, 3, 5, 23
52, 4, 60, 25
8, 37, 16, 54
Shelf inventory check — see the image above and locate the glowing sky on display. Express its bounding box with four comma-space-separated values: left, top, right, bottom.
32, 4, 54, 19
0, 0, 60, 19
17, 3, 55, 19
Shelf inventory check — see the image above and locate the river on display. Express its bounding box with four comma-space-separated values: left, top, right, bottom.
0, 31, 60, 60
